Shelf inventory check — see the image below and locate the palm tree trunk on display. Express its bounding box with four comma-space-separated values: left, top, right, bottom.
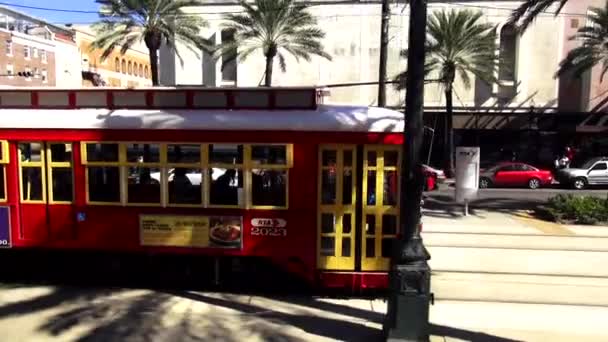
444, 87, 454, 177
149, 48, 159, 86
264, 55, 274, 87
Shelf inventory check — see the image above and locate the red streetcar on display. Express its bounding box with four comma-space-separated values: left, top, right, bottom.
0, 87, 405, 291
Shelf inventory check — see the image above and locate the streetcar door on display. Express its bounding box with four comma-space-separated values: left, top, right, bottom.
361, 146, 400, 271
317, 145, 357, 270
18, 142, 75, 242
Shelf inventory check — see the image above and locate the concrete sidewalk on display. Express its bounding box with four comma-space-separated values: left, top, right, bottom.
1, 285, 607, 342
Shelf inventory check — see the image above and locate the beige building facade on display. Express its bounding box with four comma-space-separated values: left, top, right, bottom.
159, 0, 576, 109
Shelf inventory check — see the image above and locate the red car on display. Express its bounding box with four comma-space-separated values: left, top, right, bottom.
479, 162, 553, 189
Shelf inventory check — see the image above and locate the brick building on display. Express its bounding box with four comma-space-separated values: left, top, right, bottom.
0, 6, 76, 87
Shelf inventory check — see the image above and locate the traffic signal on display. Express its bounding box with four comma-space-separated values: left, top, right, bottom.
17, 71, 32, 77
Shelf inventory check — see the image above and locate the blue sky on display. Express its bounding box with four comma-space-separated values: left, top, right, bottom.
4, 0, 100, 25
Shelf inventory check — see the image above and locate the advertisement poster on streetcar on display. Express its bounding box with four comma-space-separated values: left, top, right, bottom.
0, 206, 11, 248
139, 215, 242, 249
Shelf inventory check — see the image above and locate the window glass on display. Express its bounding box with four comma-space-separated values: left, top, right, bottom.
168, 144, 200, 164
126, 143, 160, 163
209, 144, 243, 164
367, 151, 377, 166
322, 150, 336, 167
383, 170, 398, 206
343, 150, 353, 167
252, 169, 287, 207
19, 143, 42, 162
169, 168, 202, 205
384, 151, 399, 167
320, 237, 335, 256
382, 215, 397, 235
0, 166, 5, 200
21, 167, 43, 201
342, 169, 353, 205
321, 169, 336, 204
210, 168, 242, 206
51, 168, 73, 202
367, 170, 377, 205
88, 167, 120, 202
127, 167, 161, 203
321, 213, 334, 233
592, 163, 608, 171
50, 143, 72, 163
86, 143, 119, 162
251, 145, 287, 165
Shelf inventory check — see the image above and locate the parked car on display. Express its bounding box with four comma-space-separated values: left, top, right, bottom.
479, 162, 553, 189
555, 157, 608, 190
422, 164, 446, 191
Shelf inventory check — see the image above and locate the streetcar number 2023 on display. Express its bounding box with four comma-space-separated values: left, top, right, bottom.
251, 227, 287, 237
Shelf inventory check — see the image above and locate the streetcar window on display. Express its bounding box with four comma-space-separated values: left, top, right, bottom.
209, 144, 243, 164
85, 143, 119, 163
209, 168, 242, 206
88, 167, 120, 203
19, 142, 45, 202
251, 169, 287, 207
0, 141, 7, 202
167, 144, 203, 206
251, 145, 287, 165
127, 167, 161, 204
47, 143, 73, 203
126, 143, 160, 163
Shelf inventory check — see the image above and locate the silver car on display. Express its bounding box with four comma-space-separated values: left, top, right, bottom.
556, 157, 608, 189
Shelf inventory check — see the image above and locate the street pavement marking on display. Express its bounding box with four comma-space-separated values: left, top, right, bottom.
511, 212, 575, 236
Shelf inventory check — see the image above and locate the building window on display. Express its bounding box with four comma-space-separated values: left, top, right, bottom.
24, 45, 30, 59
139, 64, 143, 78
18, 142, 45, 202
41, 49, 47, 63
47, 143, 73, 203
221, 29, 237, 82
83, 143, 121, 204
6, 64, 13, 78
33, 47, 38, 58
133, 63, 138, 77
498, 24, 518, 101
41, 69, 47, 83
121, 59, 126, 74
115, 57, 120, 72
0, 141, 8, 202
144, 66, 149, 78
33, 67, 39, 78
127, 61, 132, 75
5, 40, 12, 55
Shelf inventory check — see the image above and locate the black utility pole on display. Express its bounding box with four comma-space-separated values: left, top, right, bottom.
384, 0, 432, 341
378, 0, 390, 107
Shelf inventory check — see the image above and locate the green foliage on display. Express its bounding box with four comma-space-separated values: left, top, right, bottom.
216, 0, 331, 86
547, 194, 608, 225
91, 0, 212, 85
394, 9, 498, 91
557, 5, 608, 80
508, 0, 569, 32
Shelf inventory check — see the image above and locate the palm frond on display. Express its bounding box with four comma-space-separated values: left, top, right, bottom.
508, 0, 569, 33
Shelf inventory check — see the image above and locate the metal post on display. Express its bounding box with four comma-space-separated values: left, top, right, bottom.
378, 0, 390, 107
384, 0, 432, 341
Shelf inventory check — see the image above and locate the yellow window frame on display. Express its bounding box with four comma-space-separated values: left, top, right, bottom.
317, 144, 357, 270
248, 144, 291, 210
46, 142, 74, 204
165, 143, 206, 208
123, 142, 165, 207
0, 140, 8, 202
208, 143, 246, 209
361, 145, 401, 272
82, 142, 123, 205
18, 142, 47, 204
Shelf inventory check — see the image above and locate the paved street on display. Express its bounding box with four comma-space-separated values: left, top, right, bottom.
1, 210, 608, 341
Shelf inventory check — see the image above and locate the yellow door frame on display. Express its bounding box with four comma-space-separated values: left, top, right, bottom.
361, 145, 401, 271
317, 144, 357, 270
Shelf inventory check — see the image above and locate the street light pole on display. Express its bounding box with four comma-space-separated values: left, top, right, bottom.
378, 0, 390, 107
384, 0, 432, 341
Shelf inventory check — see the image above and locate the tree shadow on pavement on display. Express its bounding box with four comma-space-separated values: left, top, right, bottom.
423, 194, 545, 219
430, 324, 522, 342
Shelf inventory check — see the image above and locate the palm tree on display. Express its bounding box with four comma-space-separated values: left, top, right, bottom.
395, 9, 498, 175
556, 5, 608, 80
216, 0, 331, 87
508, 0, 569, 32
91, 0, 212, 86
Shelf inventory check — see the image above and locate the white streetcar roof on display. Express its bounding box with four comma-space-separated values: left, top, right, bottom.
0, 105, 404, 133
